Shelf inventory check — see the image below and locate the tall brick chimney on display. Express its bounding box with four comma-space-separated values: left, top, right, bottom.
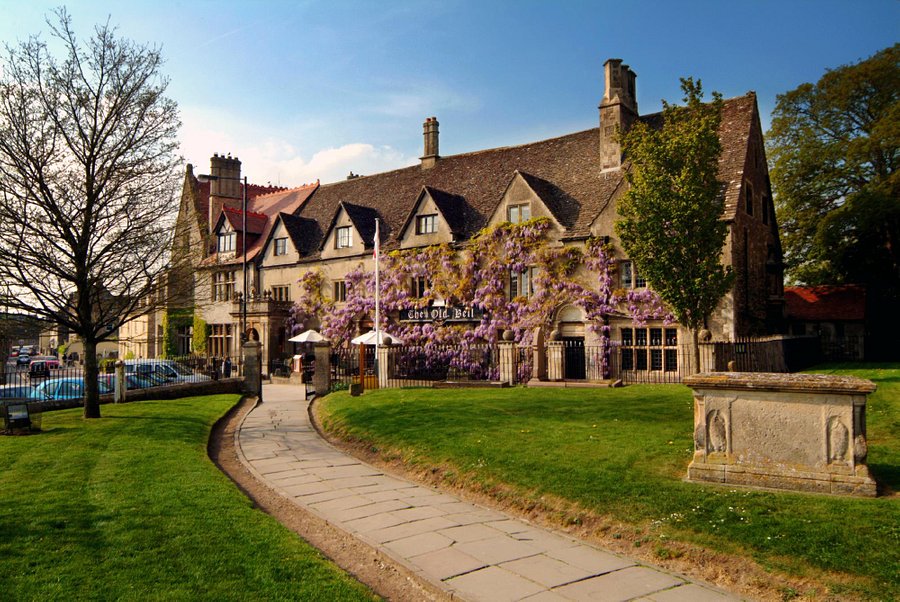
421, 117, 439, 169
599, 59, 638, 171
208, 153, 242, 234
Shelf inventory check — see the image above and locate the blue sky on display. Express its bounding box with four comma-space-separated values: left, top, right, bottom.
1, 1, 897, 186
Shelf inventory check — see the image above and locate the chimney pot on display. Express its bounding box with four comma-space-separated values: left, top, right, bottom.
421, 116, 440, 169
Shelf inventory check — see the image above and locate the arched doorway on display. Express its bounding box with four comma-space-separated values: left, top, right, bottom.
555, 305, 586, 380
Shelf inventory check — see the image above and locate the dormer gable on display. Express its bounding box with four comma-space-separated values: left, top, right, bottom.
320, 201, 380, 259
259, 214, 300, 266
486, 171, 570, 232
398, 187, 466, 249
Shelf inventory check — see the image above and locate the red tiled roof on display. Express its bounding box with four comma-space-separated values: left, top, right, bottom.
784, 285, 866, 321
223, 206, 268, 234
202, 182, 319, 266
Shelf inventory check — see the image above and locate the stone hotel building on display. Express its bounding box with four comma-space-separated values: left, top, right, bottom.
143, 59, 784, 376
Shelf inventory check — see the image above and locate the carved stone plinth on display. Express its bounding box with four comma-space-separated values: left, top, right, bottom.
684, 372, 877, 497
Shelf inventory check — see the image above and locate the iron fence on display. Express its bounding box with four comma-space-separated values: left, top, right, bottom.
1, 354, 237, 403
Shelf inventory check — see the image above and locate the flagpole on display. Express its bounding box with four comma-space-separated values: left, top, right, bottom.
374, 218, 380, 382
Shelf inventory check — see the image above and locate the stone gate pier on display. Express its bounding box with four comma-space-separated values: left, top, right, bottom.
683, 372, 877, 496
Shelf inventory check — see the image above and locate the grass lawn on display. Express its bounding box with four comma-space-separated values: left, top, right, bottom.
0, 394, 376, 602
320, 364, 900, 600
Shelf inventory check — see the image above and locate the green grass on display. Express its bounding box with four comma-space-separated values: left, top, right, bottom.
0, 395, 377, 602
320, 365, 900, 599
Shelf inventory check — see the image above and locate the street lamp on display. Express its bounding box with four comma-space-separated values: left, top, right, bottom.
196, 173, 249, 351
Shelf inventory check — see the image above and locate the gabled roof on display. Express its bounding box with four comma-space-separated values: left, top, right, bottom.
516, 171, 577, 229
222, 207, 267, 235
276, 212, 320, 257
202, 182, 319, 267
785, 285, 866, 322
294, 93, 757, 261
398, 186, 472, 240
320, 201, 382, 250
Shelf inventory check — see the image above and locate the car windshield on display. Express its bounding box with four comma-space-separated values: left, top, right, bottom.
171, 363, 194, 376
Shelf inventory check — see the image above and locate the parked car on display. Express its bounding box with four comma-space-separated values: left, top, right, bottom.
124, 359, 210, 384
0, 384, 39, 399
28, 358, 60, 378
32, 378, 113, 401
16, 353, 31, 366
97, 373, 161, 391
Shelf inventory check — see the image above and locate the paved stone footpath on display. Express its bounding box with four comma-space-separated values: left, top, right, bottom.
237, 385, 741, 601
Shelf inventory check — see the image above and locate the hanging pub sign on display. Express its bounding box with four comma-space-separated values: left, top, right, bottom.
400, 305, 484, 323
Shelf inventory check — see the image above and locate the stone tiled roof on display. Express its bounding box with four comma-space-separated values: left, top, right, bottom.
280, 213, 321, 256
785, 285, 866, 322
291, 93, 757, 261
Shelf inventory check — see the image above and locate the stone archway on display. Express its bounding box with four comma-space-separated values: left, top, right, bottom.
553, 304, 587, 380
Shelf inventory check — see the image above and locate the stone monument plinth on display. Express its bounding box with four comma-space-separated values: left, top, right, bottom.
683, 372, 877, 497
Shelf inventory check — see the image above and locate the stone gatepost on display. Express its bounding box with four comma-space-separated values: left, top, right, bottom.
377, 344, 392, 389
684, 372, 878, 496
530, 326, 547, 383
312, 341, 331, 396
547, 341, 564, 381
114, 360, 126, 403
242, 341, 262, 397
498, 340, 517, 385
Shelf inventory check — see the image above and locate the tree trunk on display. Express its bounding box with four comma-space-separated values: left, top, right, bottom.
82, 337, 101, 419
692, 328, 701, 376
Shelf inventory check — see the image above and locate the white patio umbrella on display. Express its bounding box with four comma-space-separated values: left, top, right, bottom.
288, 329, 326, 343
350, 331, 404, 346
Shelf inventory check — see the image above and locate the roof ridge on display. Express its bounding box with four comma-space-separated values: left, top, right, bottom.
251, 180, 319, 199
223, 206, 268, 219
316, 128, 600, 189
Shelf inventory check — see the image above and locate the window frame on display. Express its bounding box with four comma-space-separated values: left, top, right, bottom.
507, 203, 531, 224
274, 237, 288, 256
335, 226, 352, 249
416, 214, 438, 235
217, 232, 236, 253
271, 285, 290, 302
333, 280, 347, 302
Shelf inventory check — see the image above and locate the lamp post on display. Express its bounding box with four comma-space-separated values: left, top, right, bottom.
196, 173, 248, 354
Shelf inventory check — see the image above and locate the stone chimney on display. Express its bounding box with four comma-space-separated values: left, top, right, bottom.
208, 153, 242, 234
599, 59, 638, 171
421, 117, 439, 169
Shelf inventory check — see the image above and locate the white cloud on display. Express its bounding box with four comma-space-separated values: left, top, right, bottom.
178, 105, 416, 186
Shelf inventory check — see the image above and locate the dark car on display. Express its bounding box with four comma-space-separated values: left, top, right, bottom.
17, 353, 31, 366
28, 358, 60, 378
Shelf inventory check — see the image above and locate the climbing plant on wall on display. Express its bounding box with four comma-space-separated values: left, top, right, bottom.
289, 218, 672, 377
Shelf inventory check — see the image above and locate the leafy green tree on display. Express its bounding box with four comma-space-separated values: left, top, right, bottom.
0, 10, 181, 417
768, 44, 899, 358
616, 78, 733, 372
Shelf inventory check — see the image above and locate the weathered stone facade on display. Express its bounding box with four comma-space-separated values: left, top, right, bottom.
162, 58, 784, 376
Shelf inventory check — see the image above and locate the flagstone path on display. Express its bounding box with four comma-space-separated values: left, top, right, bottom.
236, 385, 741, 601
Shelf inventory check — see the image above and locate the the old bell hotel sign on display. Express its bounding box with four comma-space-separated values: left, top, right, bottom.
400, 306, 483, 323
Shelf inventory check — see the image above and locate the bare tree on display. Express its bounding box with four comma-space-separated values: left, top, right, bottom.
0, 9, 181, 418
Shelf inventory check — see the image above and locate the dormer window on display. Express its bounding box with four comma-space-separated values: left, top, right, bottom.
217, 232, 235, 253
335, 226, 352, 249
416, 214, 437, 235
274, 237, 287, 256
507, 203, 531, 224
